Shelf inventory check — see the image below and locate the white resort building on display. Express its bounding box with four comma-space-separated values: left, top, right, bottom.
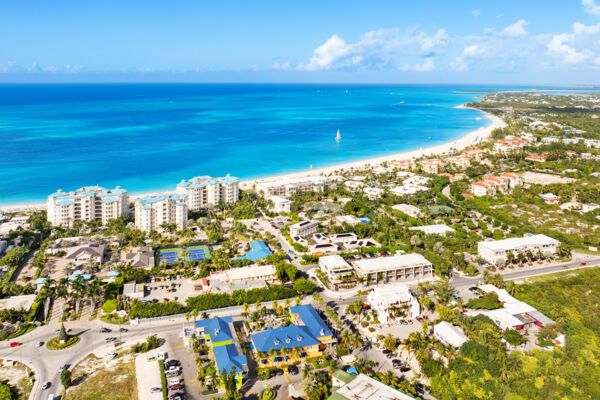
134, 194, 188, 232
477, 234, 560, 265
47, 186, 129, 228
176, 175, 239, 211
319, 255, 354, 280
289, 220, 320, 238
255, 176, 333, 198
267, 195, 292, 213
353, 253, 434, 282
366, 284, 420, 324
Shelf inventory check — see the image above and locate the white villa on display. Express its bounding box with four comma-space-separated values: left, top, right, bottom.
47, 186, 129, 228
267, 195, 292, 214
477, 234, 560, 265
176, 175, 239, 211
134, 194, 188, 232
366, 284, 420, 324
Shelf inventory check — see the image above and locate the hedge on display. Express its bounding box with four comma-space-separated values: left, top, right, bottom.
186, 285, 297, 311
129, 301, 186, 319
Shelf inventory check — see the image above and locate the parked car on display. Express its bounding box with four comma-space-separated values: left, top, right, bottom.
169, 394, 183, 400
100, 327, 111, 333
288, 365, 299, 375
42, 382, 51, 390
169, 378, 181, 386
168, 384, 184, 391
382, 349, 391, 354
165, 359, 180, 367
9, 342, 20, 347
392, 359, 402, 367
119, 328, 128, 332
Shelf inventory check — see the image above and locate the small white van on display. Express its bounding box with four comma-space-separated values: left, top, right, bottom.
169, 377, 180, 385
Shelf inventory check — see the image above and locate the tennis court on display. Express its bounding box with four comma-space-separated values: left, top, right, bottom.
158, 245, 211, 264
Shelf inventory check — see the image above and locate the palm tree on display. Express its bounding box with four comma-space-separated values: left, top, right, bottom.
70, 277, 86, 318
268, 348, 278, 364
86, 277, 102, 313
302, 363, 313, 382
340, 330, 351, 347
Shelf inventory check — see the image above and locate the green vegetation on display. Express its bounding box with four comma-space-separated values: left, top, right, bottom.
61, 369, 72, 388
63, 357, 138, 400
158, 360, 167, 400
292, 278, 316, 294
131, 335, 160, 353
425, 267, 600, 399
466, 292, 503, 309
46, 335, 79, 350
186, 285, 297, 311
129, 300, 185, 319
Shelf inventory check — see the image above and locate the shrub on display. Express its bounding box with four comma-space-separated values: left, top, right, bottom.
129, 300, 185, 319
102, 299, 117, 314
293, 278, 316, 294
466, 293, 503, 310
504, 329, 525, 346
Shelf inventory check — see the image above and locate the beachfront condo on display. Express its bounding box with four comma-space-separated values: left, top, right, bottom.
255, 176, 333, 198
134, 194, 187, 232
175, 175, 240, 211
46, 186, 129, 228
250, 304, 336, 366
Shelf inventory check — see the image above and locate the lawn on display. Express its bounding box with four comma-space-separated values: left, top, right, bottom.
0, 359, 34, 400
63, 356, 138, 400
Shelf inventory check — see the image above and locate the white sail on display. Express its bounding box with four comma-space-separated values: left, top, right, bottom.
335, 129, 341, 141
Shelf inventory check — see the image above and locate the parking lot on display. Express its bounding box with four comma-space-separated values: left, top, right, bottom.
142, 277, 197, 304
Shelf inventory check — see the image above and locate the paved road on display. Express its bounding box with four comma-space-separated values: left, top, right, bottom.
450, 256, 600, 289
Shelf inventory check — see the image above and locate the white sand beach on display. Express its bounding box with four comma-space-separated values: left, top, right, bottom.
0, 107, 505, 213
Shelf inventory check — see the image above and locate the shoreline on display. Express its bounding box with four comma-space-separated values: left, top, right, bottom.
0, 105, 505, 213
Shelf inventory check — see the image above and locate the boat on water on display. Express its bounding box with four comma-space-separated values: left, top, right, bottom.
335, 129, 341, 142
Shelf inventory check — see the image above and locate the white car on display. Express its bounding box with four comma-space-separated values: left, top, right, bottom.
42, 382, 51, 390
35, 341, 44, 347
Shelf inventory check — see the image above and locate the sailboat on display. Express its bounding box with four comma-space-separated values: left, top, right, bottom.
335, 129, 341, 142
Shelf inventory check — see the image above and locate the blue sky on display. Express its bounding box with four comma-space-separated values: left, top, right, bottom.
1, 0, 600, 84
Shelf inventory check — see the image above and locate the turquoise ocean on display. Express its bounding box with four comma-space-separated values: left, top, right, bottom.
0, 84, 523, 205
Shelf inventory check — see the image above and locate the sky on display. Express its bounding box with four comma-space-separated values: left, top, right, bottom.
1, 0, 600, 84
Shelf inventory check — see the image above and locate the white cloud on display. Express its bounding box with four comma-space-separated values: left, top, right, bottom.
471, 10, 480, 17
546, 33, 591, 64
413, 57, 435, 71
583, 0, 600, 16
272, 61, 291, 71
500, 20, 529, 37
414, 29, 448, 56
450, 45, 485, 71
297, 28, 446, 71
573, 22, 600, 35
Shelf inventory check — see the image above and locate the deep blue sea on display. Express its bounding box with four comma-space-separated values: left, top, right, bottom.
0, 84, 536, 205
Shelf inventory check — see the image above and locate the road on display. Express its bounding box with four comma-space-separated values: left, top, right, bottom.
3, 245, 599, 399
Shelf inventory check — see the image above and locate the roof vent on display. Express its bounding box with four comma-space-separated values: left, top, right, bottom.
274, 340, 281, 345
320, 329, 325, 335
214, 329, 220, 335
297, 336, 303, 341
286, 338, 292, 343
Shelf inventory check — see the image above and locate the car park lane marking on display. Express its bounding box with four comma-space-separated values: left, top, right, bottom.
170, 345, 184, 350
285, 374, 291, 384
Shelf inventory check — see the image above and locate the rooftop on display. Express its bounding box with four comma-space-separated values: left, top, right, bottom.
196, 316, 234, 344
289, 304, 332, 339
354, 253, 431, 272
330, 373, 415, 400
213, 344, 247, 374
478, 234, 560, 251
409, 224, 455, 235
251, 324, 320, 353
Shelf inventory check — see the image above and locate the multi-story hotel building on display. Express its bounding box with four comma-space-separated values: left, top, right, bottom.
134, 194, 188, 232
353, 253, 434, 282
47, 186, 129, 228
255, 176, 333, 198
176, 175, 239, 211
477, 234, 560, 265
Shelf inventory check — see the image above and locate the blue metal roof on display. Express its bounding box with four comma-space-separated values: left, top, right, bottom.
136, 193, 187, 204
250, 324, 319, 353
213, 344, 247, 374
57, 199, 74, 206
235, 241, 272, 261
195, 316, 234, 343
289, 304, 332, 339
177, 175, 239, 189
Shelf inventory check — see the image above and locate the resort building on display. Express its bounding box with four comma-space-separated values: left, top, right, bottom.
392, 204, 424, 218
64, 244, 106, 266
493, 136, 528, 154
419, 158, 443, 174
267, 195, 292, 214
445, 155, 471, 170
363, 187, 384, 200
353, 253, 434, 282
134, 194, 188, 232
176, 175, 239, 211
433, 321, 469, 348
195, 316, 247, 388
342, 238, 381, 251
47, 186, 129, 228
256, 176, 333, 198
250, 305, 336, 366
120, 246, 155, 269
477, 234, 560, 265
390, 159, 415, 171
123, 282, 145, 299
525, 153, 547, 163
467, 285, 555, 331
336, 215, 362, 226
329, 371, 416, 400
464, 149, 485, 161
222, 264, 277, 284
309, 243, 339, 255
289, 220, 319, 238
409, 224, 455, 235
319, 255, 354, 280
366, 284, 420, 324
